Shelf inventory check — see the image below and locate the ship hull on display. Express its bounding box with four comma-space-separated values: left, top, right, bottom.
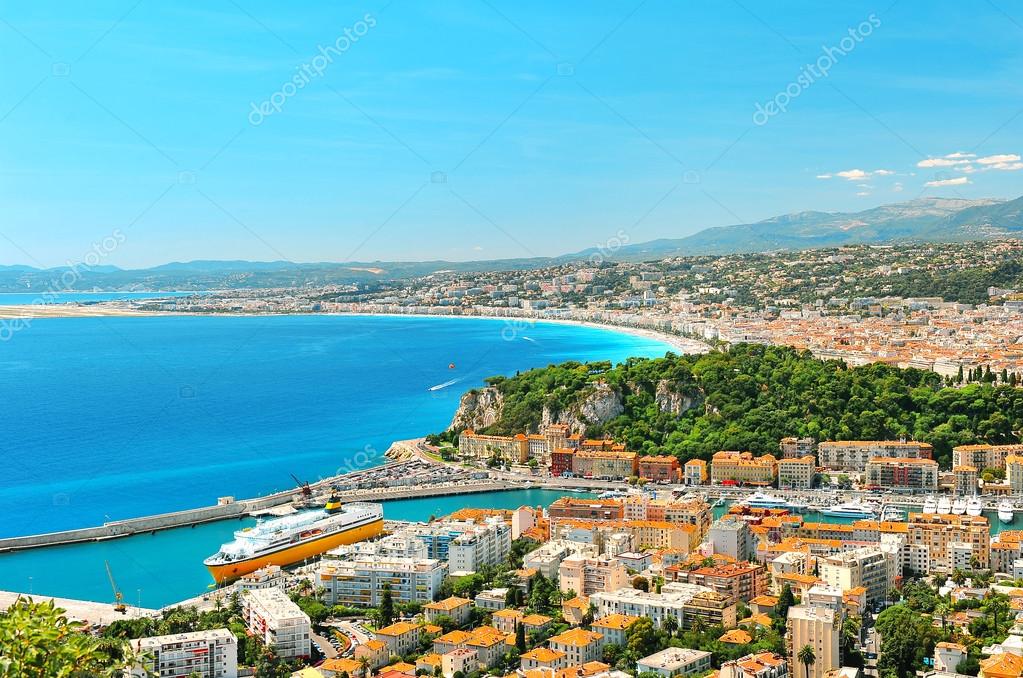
206, 518, 383, 583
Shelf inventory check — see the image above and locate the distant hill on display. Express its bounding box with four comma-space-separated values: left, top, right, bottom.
566, 196, 1023, 259
1, 195, 1021, 291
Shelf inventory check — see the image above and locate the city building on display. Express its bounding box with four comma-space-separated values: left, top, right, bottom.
1008, 455, 1023, 494
425, 597, 472, 627
864, 457, 939, 491
448, 517, 512, 574
954, 466, 979, 496
591, 613, 641, 648
589, 582, 711, 627
559, 555, 630, 596
242, 588, 311, 661
474, 588, 509, 611
552, 449, 576, 477
777, 456, 817, 489
709, 516, 754, 562
374, 622, 423, 657
711, 451, 778, 486
572, 449, 639, 480
787, 604, 840, 678
638, 456, 680, 483
934, 642, 968, 673
549, 498, 624, 521
780, 438, 815, 460
129, 629, 238, 678
458, 430, 528, 463
681, 590, 738, 630
319, 556, 446, 606
683, 562, 766, 605
718, 653, 789, 678
683, 459, 708, 486
953, 444, 1023, 472
548, 628, 605, 666
817, 440, 933, 472
906, 513, 990, 572
818, 547, 895, 607
523, 540, 598, 579
636, 648, 713, 678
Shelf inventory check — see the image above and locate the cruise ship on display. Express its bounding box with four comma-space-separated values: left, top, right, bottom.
204, 497, 384, 583
820, 498, 877, 518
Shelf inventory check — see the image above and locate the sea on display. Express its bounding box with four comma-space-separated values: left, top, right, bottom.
0, 315, 672, 606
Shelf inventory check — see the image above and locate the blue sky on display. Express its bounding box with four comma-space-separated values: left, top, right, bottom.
1, 1, 1021, 268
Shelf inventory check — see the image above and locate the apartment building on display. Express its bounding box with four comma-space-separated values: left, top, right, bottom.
551, 448, 576, 477
681, 590, 738, 630
777, 456, 816, 489
637, 648, 712, 678
718, 653, 788, 678
787, 605, 840, 678
523, 540, 598, 579
558, 554, 630, 596
1009, 455, 1023, 494
709, 516, 754, 562
374, 621, 423, 657
548, 628, 604, 665
242, 588, 311, 660
683, 459, 708, 486
864, 457, 939, 491
589, 582, 710, 627
449, 517, 512, 573
591, 613, 641, 647
683, 562, 766, 605
711, 451, 778, 486
458, 430, 528, 463
955, 466, 979, 496
818, 547, 895, 607
549, 498, 624, 521
319, 556, 446, 606
906, 513, 990, 572
129, 629, 238, 678
622, 496, 712, 541
779, 437, 815, 460
425, 597, 472, 627
638, 456, 680, 483
817, 440, 933, 472
953, 443, 1023, 471
572, 449, 639, 480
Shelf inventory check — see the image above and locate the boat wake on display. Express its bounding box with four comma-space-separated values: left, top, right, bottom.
428, 378, 461, 391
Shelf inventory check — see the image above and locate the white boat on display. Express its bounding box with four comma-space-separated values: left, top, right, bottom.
937, 497, 952, 514
820, 498, 877, 519
922, 496, 937, 514
952, 498, 967, 515
966, 498, 983, 517
738, 490, 808, 511
999, 500, 1014, 524
880, 505, 906, 522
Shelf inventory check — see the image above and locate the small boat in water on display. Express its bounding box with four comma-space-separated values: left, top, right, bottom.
952, 498, 967, 515
922, 496, 938, 514
999, 500, 1014, 524
820, 498, 877, 518
966, 498, 983, 517
880, 505, 906, 522
937, 497, 952, 514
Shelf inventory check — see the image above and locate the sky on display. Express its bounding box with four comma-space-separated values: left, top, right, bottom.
1, 0, 1021, 268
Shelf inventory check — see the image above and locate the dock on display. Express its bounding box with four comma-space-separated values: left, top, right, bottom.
0, 590, 158, 626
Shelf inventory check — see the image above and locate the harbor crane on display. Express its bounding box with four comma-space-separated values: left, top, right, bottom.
290, 473, 312, 499
105, 560, 127, 614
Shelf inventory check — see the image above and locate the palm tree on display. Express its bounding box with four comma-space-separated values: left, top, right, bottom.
662, 614, 679, 638
798, 644, 816, 678
357, 655, 372, 678
934, 603, 949, 633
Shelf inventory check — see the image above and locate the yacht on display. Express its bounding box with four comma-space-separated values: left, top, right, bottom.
738, 491, 808, 512
922, 496, 938, 514
820, 498, 877, 519
966, 498, 983, 517
999, 500, 1014, 524
951, 498, 967, 515
937, 496, 952, 514
880, 505, 906, 522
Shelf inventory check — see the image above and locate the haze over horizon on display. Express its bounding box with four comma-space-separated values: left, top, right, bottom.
2, 1, 1022, 268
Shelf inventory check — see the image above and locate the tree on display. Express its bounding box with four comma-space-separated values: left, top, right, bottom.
876, 604, 938, 678
662, 614, 679, 638
380, 583, 395, 627
632, 576, 649, 592
778, 584, 796, 620
797, 644, 816, 678
0, 597, 135, 677
515, 623, 527, 653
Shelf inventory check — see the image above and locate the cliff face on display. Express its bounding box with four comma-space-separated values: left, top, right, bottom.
450, 378, 699, 437
450, 387, 505, 430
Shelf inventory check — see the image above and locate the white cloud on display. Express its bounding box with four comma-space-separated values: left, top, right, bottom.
990, 161, 1023, 171
977, 153, 1020, 165
945, 152, 975, 159
873, 169, 895, 176
472, 245, 484, 251
818, 168, 894, 181
856, 191, 871, 196
924, 176, 970, 187
917, 157, 960, 168
816, 173, 832, 179
893, 182, 904, 192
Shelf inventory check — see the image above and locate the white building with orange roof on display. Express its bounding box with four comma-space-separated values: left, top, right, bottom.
637, 648, 712, 678
549, 629, 604, 666
590, 613, 640, 648
684, 459, 708, 486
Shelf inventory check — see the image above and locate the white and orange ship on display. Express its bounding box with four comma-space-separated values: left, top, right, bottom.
204, 495, 383, 583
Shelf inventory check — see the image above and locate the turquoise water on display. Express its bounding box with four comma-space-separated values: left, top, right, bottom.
0, 488, 584, 608
0, 291, 197, 304
0, 315, 668, 604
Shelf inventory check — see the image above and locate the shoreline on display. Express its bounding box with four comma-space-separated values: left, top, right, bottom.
0, 305, 711, 355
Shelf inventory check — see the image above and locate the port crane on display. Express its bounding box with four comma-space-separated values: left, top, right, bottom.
105, 560, 127, 614
290, 473, 312, 499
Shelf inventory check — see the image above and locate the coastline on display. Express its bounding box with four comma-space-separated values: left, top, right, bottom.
0, 305, 711, 356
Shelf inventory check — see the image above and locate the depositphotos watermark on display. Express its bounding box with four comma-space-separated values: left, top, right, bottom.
0, 229, 127, 342
248, 14, 377, 126
753, 14, 880, 126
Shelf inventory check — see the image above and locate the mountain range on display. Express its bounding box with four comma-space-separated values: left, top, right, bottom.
1, 194, 1021, 292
